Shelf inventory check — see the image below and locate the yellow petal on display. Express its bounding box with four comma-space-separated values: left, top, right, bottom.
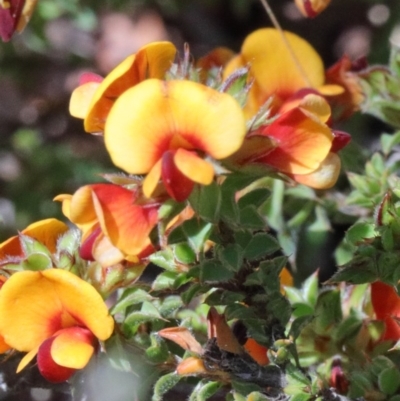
298, 94, 331, 123
22, 218, 69, 253
69, 82, 101, 119
105, 79, 246, 174
84, 42, 176, 133
237, 28, 325, 111
92, 232, 125, 267
0, 269, 114, 352
293, 152, 341, 189
69, 186, 98, 225
51, 328, 95, 369
17, 347, 39, 373
143, 159, 162, 199
174, 149, 214, 185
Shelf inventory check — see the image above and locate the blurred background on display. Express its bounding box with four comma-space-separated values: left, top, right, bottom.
0, 0, 399, 241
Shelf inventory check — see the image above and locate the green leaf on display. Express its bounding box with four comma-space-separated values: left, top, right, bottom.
111, 288, 153, 315
158, 199, 186, 220
381, 131, 400, 155
181, 283, 209, 305
243, 233, 280, 261
200, 259, 234, 282
378, 367, 400, 395
333, 315, 362, 343
21, 253, 52, 271
56, 229, 80, 256
189, 380, 221, 401
152, 272, 178, 291
238, 188, 270, 209
301, 271, 319, 307
231, 381, 263, 397
288, 315, 314, 340
189, 182, 221, 222
313, 290, 342, 336
146, 334, 170, 363
19, 234, 52, 258
205, 289, 245, 305
174, 243, 196, 265
329, 255, 378, 284
152, 373, 181, 401
239, 205, 266, 229
182, 219, 214, 253
219, 244, 244, 272
149, 249, 177, 271
346, 223, 377, 245
159, 296, 183, 318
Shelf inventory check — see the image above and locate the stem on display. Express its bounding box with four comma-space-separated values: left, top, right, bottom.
258, 0, 312, 87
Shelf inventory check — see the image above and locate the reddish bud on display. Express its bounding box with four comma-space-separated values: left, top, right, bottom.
329, 359, 349, 394
79, 227, 101, 261
330, 130, 351, 153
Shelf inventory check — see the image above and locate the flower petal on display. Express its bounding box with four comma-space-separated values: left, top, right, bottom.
174, 148, 214, 185
104, 79, 246, 174
51, 327, 95, 369
143, 159, 162, 199
244, 338, 269, 366
84, 42, 176, 133
90, 184, 159, 255
292, 152, 341, 189
37, 336, 76, 382
260, 107, 333, 175
69, 82, 101, 119
239, 28, 325, 108
17, 347, 39, 373
0, 269, 114, 352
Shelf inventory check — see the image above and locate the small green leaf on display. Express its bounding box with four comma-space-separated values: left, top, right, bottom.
288, 315, 314, 340
378, 367, 400, 395
111, 288, 153, 315
152, 272, 178, 291
313, 290, 342, 336
189, 181, 221, 222
346, 223, 377, 245
182, 219, 214, 253
238, 188, 270, 209
181, 283, 209, 305
301, 271, 319, 307
205, 289, 245, 305
159, 296, 183, 318
149, 249, 177, 271
333, 315, 362, 343
243, 233, 280, 261
21, 253, 52, 271
19, 234, 52, 257
200, 259, 234, 282
146, 334, 170, 363
219, 244, 244, 272
174, 243, 196, 264
239, 205, 266, 229
152, 373, 181, 401
189, 380, 221, 401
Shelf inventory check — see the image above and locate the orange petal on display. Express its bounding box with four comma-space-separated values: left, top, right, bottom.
158, 327, 203, 354
0, 269, 114, 352
0, 334, 11, 353
234, 28, 325, 113
371, 281, 400, 320
174, 149, 214, 185
90, 184, 159, 256
260, 107, 333, 175
292, 152, 340, 189
69, 82, 101, 119
84, 42, 176, 133
280, 267, 294, 288
176, 356, 207, 375
104, 79, 246, 174
244, 338, 269, 366
68, 186, 98, 225
51, 327, 95, 369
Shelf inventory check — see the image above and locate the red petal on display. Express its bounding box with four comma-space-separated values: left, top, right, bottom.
0, 0, 24, 41
331, 130, 351, 153
37, 337, 76, 383
161, 151, 194, 202
79, 226, 101, 261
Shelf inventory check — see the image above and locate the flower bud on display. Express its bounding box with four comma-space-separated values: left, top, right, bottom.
294, 0, 331, 18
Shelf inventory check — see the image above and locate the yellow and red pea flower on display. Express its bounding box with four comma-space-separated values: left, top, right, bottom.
55, 183, 159, 266
223, 28, 342, 118
0, 0, 37, 42
69, 41, 177, 134
294, 0, 331, 18
0, 269, 114, 382
104, 79, 247, 202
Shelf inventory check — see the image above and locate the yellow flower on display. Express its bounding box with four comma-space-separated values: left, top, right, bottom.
104, 79, 247, 201
0, 269, 114, 382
